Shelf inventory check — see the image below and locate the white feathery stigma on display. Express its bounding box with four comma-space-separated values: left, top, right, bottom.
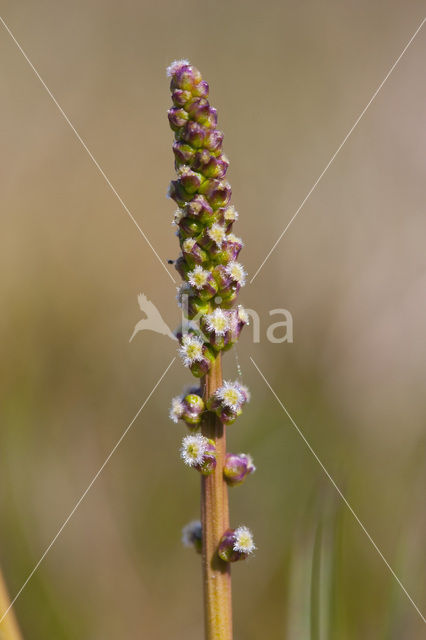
216, 381, 244, 411
188, 265, 210, 290
207, 223, 226, 248
224, 205, 238, 222
179, 333, 204, 366
169, 396, 185, 423
182, 237, 196, 253
225, 261, 246, 286
167, 59, 190, 77
237, 305, 249, 325
227, 233, 243, 247
172, 209, 184, 226
243, 453, 256, 472
181, 434, 208, 467
205, 308, 230, 336
233, 526, 255, 554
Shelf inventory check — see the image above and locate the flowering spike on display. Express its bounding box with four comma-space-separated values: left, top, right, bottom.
166, 62, 256, 636
218, 526, 256, 562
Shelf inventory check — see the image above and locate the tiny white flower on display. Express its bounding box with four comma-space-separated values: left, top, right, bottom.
181, 520, 202, 547
233, 526, 255, 554
188, 265, 210, 290
225, 261, 246, 286
205, 308, 230, 336
226, 233, 243, 247
179, 333, 204, 366
180, 434, 208, 467
169, 396, 185, 423
224, 205, 238, 222
182, 237, 196, 253
237, 305, 249, 322
207, 223, 226, 248
172, 209, 184, 226
167, 59, 190, 77
216, 381, 244, 411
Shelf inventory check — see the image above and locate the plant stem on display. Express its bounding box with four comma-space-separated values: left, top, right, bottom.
201, 352, 233, 640
0, 567, 23, 640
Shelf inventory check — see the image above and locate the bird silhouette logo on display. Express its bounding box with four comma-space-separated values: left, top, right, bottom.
129, 293, 177, 343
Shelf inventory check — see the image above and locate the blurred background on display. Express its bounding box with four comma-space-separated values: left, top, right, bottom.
0, 1, 425, 638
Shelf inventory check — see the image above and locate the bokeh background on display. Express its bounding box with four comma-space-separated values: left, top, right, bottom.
1, 1, 425, 638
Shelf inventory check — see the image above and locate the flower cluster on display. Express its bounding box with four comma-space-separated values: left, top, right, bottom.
167, 59, 248, 368
180, 434, 217, 475
167, 61, 255, 562
218, 526, 256, 562
223, 453, 256, 487
207, 380, 250, 424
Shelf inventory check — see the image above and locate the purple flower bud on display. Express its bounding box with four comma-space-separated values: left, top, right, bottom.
218, 526, 255, 562
192, 80, 209, 99
168, 180, 192, 207
187, 266, 218, 301
193, 152, 229, 179
177, 166, 204, 194
187, 98, 217, 127
169, 62, 202, 91
173, 141, 196, 165
172, 89, 192, 107
181, 121, 206, 148
224, 305, 249, 347
212, 264, 232, 290
168, 107, 189, 130
210, 233, 243, 264
204, 129, 224, 152
178, 216, 204, 238
181, 237, 208, 267
211, 265, 240, 302
200, 179, 231, 209
184, 194, 215, 224
223, 453, 256, 487
217, 205, 239, 232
